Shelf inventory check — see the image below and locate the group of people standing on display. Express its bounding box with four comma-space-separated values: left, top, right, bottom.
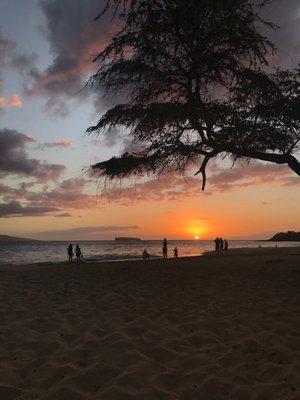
68, 237, 228, 262
214, 237, 228, 252
163, 238, 179, 259
67, 244, 83, 263
143, 238, 179, 260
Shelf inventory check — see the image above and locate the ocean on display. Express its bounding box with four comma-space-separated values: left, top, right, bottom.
0, 240, 299, 266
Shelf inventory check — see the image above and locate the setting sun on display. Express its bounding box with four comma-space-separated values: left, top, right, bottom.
184, 220, 210, 240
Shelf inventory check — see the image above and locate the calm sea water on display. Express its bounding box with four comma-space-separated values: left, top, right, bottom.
0, 240, 299, 266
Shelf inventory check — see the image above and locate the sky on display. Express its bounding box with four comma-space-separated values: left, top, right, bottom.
0, 0, 299, 240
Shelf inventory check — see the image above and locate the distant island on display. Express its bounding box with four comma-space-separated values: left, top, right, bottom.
0, 235, 39, 242
115, 237, 142, 243
268, 231, 300, 242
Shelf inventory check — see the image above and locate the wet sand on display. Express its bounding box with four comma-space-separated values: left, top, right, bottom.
0, 247, 299, 399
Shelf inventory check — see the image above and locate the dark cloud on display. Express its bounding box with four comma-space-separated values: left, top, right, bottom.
22, 0, 115, 115
262, 0, 300, 68
47, 225, 139, 234
0, 200, 59, 218
10, 52, 39, 75
0, 33, 15, 62
0, 182, 35, 201
0, 183, 13, 196
54, 212, 72, 217
0, 178, 99, 218
26, 178, 97, 209
0, 128, 65, 181
33, 225, 139, 240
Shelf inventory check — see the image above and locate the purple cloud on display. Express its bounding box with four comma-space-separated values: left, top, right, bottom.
33, 225, 139, 240
95, 160, 299, 204
0, 200, 59, 218
22, 0, 115, 115
0, 178, 99, 218
0, 128, 65, 181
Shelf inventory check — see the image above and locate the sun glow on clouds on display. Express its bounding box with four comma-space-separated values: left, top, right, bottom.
0, 94, 22, 108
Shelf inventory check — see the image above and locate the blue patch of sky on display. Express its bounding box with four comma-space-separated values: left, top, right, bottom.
0, 0, 50, 69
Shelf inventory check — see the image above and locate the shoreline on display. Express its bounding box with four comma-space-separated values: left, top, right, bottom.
0, 245, 299, 272
0, 245, 299, 269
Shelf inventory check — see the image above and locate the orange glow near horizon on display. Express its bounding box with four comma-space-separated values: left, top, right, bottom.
184, 219, 210, 240
1, 182, 300, 240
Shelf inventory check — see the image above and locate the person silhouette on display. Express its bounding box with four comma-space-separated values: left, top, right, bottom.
219, 237, 224, 251
75, 244, 82, 262
174, 247, 178, 258
67, 244, 73, 263
162, 238, 168, 258
143, 249, 150, 259
214, 237, 219, 252
224, 239, 228, 251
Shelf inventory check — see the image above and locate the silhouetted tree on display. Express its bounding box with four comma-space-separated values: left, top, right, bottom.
88, 0, 299, 189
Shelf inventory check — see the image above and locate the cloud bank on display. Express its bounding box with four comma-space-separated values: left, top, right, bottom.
0, 128, 65, 181
20, 0, 116, 115
0, 178, 98, 218
32, 225, 139, 240
0, 200, 59, 218
99, 160, 300, 205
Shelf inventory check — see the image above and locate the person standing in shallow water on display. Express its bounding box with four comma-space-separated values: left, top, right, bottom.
174, 246, 178, 258
143, 249, 150, 259
162, 238, 168, 258
75, 244, 82, 262
67, 244, 73, 263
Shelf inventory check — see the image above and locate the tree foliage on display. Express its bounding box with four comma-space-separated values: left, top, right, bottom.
88, 0, 300, 190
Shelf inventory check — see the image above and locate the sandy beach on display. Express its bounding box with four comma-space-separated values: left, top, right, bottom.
0, 247, 299, 399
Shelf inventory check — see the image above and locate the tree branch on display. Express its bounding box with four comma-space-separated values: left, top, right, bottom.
216, 145, 300, 175
194, 152, 217, 190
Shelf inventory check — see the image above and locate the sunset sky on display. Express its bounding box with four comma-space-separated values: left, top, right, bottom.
0, 0, 299, 240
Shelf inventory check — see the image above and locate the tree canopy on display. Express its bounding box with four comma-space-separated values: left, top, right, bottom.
87, 0, 300, 190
